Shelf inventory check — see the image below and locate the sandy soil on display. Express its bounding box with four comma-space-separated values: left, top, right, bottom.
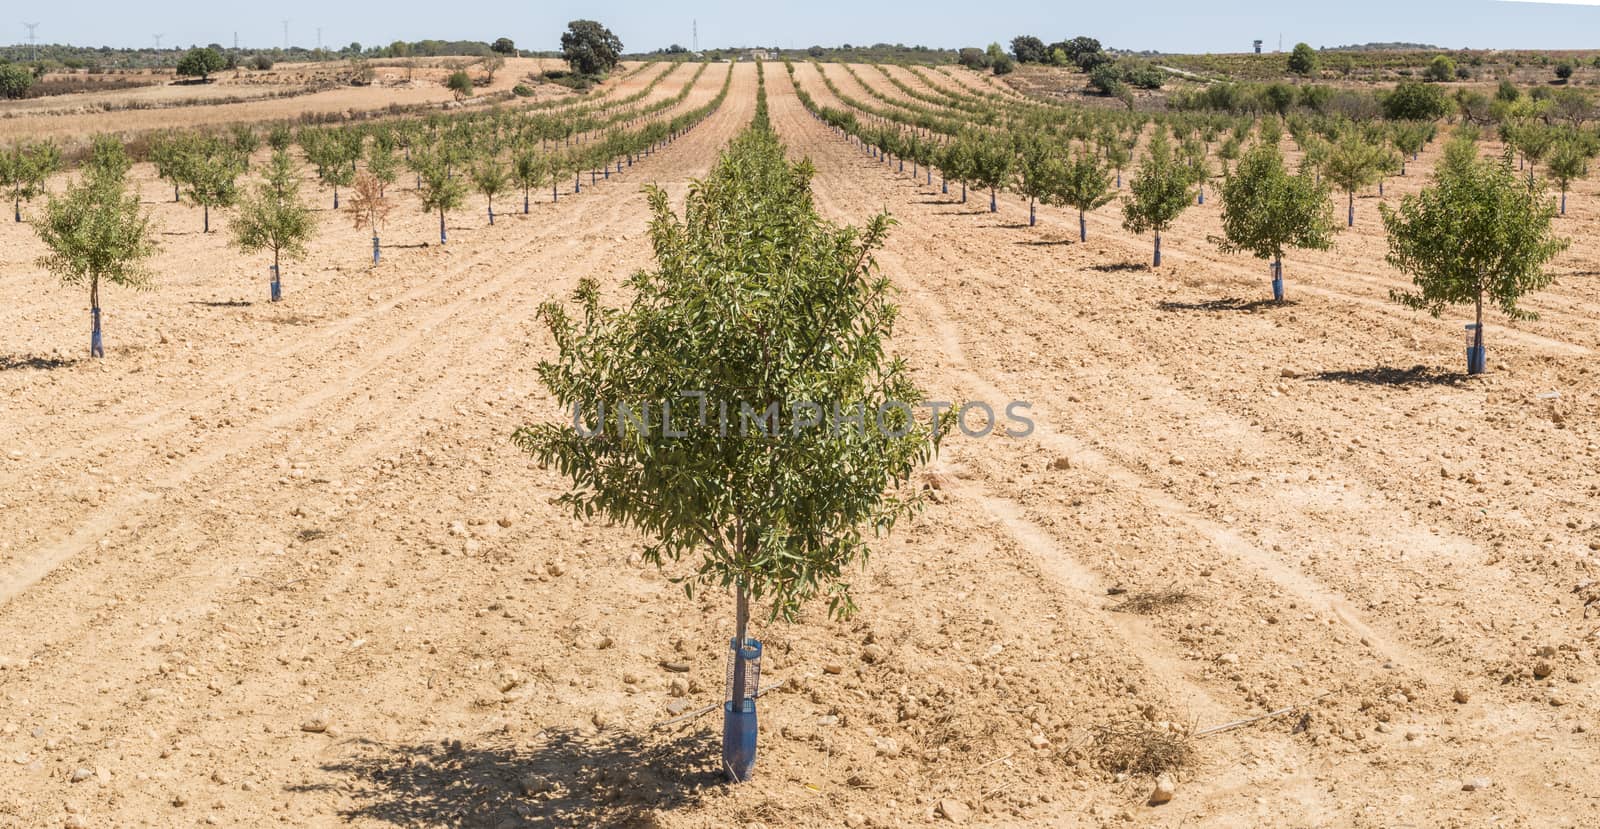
0, 59, 1597, 828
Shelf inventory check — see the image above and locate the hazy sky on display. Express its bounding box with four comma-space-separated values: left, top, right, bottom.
9, 0, 1600, 54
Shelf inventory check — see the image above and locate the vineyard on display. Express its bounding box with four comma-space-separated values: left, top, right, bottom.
1, 46, 1599, 828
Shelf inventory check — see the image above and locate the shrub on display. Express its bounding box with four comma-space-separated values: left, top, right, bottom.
251, 54, 274, 71
1382, 81, 1451, 120
0, 63, 33, 98
446, 70, 473, 101
1555, 60, 1575, 82
957, 48, 989, 70
512, 84, 534, 97
1288, 42, 1317, 76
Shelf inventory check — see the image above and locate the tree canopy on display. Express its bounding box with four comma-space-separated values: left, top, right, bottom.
560, 20, 623, 76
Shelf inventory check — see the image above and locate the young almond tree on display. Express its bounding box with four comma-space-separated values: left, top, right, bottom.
1324, 132, 1387, 227
149, 131, 192, 203
938, 136, 975, 202
180, 134, 246, 233
1382, 151, 1569, 375
512, 147, 545, 214
347, 172, 393, 264
410, 145, 466, 245
1544, 139, 1592, 216
233, 149, 318, 301
970, 132, 1014, 213
1122, 129, 1194, 267
365, 136, 400, 199
33, 160, 159, 358
514, 119, 945, 784
1014, 134, 1063, 227
1, 140, 62, 222
1050, 147, 1115, 242
1213, 141, 1339, 302
471, 153, 509, 225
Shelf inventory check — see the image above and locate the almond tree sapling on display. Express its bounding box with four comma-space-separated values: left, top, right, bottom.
1323, 132, 1387, 227
1213, 141, 1339, 302
514, 115, 945, 784
410, 145, 465, 245
347, 172, 392, 264
1014, 134, 1062, 227
233, 149, 317, 301
1121, 129, 1193, 267
471, 153, 509, 225
969, 132, 1013, 213
1, 140, 61, 222
1545, 139, 1592, 216
938, 137, 975, 202
1382, 150, 1568, 375
33, 153, 158, 358
1050, 147, 1115, 242
179, 134, 246, 234
512, 147, 545, 214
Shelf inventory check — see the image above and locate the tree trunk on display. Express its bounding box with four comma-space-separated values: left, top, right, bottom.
271, 249, 282, 302
203, 204, 210, 234
524, 189, 530, 214
333, 185, 339, 210
89, 276, 103, 358
1272, 255, 1284, 302
1347, 192, 1354, 227
989, 189, 997, 213
1154, 231, 1162, 267
487, 199, 494, 225
1029, 197, 1036, 226
439, 209, 447, 245
1079, 210, 1087, 242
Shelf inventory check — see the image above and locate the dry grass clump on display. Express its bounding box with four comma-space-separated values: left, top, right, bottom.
1109, 590, 1195, 615
1090, 720, 1195, 776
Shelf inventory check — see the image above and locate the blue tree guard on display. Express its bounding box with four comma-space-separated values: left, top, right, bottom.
90, 307, 104, 358
372, 236, 381, 264
1271, 259, 1284, 302
1153, 233, 1162, 267
1466, 324, 1486, 375
270, 264, 282, 302
722, 637, 762, 782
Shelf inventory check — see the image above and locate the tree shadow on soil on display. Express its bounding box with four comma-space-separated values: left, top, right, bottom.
1157, 297, 1293, 313
0, 354, 80, 371
1309, 364, 1469, 387
190, 300, 253, 308
294, 726, 722, 827
1091, 262, 1148, 274
1016, 238, 1076, 247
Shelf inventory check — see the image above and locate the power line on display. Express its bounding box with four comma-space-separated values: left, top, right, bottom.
23, 22, 39, 62
153, 33, 164, 50
282, 19, 288, 50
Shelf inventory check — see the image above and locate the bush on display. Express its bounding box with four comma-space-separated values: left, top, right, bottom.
1088, 64, 1125, 96
1423, 55, 1455, 83
446, 70, 473, 101
0, 63, 33, 98
512, 83, 534, 97
991, 54, 1015, 75
1555, 60, 1574, 81
957, 48, 989, 70
1382, 81, 1451, 120
251, 54, 274, 71
1288, 42, 1317, 76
